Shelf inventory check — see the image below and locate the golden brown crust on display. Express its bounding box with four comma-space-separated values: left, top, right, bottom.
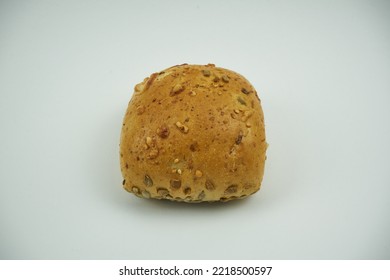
120, 64, 266, 202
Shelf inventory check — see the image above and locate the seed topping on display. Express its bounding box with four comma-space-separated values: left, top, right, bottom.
136, 105, 145, 115
225, 185, 238, 194
235, 131, 243, 145
170, 179, 182, 189
170, 84, 185, 96
141, 190, 151, 198
157, 125, 170, 138
147, 149, 159, 159
157, 188, 169, 196
198, 191, 206, 200
184, 187, 191, 195
241, 88, 250, 94
134, 83, 145, 92
205, 179, 215, 191
146, 137, 153, 147
237, 97, 247, 105
241, 110, 253, 122
144, 175, 153, 187
202, 70, 211, 77
175, 121, 189, 133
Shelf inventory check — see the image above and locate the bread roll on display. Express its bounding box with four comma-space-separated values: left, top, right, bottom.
120, 64, 267, 202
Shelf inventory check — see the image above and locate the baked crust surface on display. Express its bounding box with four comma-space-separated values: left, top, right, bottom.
120, 64, 266, 202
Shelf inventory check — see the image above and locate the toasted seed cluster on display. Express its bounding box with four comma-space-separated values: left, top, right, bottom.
120, 64, 267, 202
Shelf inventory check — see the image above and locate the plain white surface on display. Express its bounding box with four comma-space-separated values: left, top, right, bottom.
1, 0, 390, 259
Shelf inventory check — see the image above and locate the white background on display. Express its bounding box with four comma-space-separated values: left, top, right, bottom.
1, 0, 389, 259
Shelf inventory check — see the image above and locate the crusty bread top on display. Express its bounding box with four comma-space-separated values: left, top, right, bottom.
120, 64, 266, 202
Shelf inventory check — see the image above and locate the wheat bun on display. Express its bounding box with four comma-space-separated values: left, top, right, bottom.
120, 64, 267, 202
